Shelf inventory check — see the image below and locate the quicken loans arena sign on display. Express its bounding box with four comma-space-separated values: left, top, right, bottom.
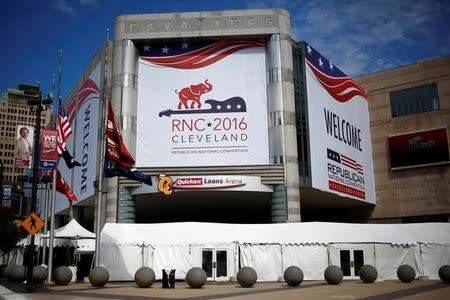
136, 39, 269, 167
304, 43, 375, 204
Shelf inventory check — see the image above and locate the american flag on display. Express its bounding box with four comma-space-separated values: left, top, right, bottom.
327, 148, 364, 175
140, 39, 266, 69
56, 97, 72, 155
305, 42, 368, 102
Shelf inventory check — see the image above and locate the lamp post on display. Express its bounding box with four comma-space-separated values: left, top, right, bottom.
25, 94, 52, 293
0, 161, 3, 209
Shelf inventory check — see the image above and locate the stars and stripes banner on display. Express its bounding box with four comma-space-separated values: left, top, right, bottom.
304, 42, 375, 203
327, 148, 364, 175
140, 39, 265, 69
305, 43, 368, 102
136, 38, 269, 167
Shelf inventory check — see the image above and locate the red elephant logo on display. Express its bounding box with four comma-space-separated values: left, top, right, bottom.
175, 79, 213, 109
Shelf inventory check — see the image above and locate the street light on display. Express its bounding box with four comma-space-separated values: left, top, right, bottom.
25, 93, 52, 293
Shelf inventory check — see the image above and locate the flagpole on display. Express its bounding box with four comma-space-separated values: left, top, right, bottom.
42, 74, 55, 266
48, 50, 62, 282
94, 28, 110, 267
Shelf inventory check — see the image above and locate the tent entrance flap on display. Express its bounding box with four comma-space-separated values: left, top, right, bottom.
202, 248, 229, 281
339, 249, 364, 279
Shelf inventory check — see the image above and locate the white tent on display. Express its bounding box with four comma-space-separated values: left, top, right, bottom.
100, 222, 450, 281
42, 218, 95, 240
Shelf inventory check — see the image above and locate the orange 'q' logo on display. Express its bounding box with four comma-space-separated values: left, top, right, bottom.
158, 174, 173, 196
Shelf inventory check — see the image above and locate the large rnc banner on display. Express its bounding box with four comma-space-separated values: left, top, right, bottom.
137, 40, 269, 167
304, 43, 375, 204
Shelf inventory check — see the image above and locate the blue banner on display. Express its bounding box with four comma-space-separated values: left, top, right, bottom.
2, 184, 12, 208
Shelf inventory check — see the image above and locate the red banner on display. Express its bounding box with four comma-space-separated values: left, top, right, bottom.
388, 128, 449, 169
40, 128, 58, 170
329, 180, 366, 200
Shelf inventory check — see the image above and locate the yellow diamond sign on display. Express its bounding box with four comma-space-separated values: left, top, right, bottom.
21, 212, 44, 235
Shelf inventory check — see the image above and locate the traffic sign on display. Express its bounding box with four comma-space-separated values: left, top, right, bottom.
21, 212, 45, 235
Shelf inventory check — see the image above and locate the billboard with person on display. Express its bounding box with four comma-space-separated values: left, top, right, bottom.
14, 125, 34, 168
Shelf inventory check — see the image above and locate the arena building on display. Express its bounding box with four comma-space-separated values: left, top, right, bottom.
53, 8, 449, 230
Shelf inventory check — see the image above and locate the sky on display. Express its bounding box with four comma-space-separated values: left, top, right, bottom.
1, 0, 449, 100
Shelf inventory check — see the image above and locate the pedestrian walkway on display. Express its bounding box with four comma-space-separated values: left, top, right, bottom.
1, 279, 449, 300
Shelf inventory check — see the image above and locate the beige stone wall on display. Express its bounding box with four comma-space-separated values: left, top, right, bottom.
355, 56, 450, 220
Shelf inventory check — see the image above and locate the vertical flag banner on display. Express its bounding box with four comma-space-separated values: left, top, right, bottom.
304, 42, 375, 204
136, 39, 269, 167
72, 63, 101, 201
2, 184, 13, 208
14, 125, 34, 168
40, 128, 59, 170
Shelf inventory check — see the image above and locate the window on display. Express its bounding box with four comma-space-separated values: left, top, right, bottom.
390, 83, 439, 117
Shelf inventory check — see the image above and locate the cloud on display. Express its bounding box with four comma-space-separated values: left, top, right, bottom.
56, 0, 74, 15
246, 0, 449, 76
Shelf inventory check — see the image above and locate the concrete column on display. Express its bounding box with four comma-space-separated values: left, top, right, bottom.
107, 39, 138, 223
267, 34, 301, 222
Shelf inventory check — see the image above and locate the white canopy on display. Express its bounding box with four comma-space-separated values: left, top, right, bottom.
101, 222, 450, 246
42, 218, 95, 240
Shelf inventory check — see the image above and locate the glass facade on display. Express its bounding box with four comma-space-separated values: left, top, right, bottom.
292, 43, 310, 186
390, 83, 439, 117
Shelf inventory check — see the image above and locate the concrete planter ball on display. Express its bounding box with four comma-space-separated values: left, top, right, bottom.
89, 267, 109, 287
359, 265, 378, 283
33, 265, 48, 284
438, 265, 450, 284
324, 265, 343, 285
54, 266, 72, 286
397, 265, 415, 283
284, 266, 304, 287
6, 265, 26, 283
186, 267, 207, 289
237, 267, 257, 288
134, 267, 155, 288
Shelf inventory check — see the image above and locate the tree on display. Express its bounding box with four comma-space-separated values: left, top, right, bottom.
0, 208, 22, 254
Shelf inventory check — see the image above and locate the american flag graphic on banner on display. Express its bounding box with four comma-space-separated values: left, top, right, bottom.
140, 39, 266, 69
327, 148, 364, 175
66, 79, 100, 122
57, 97, 72, 155
305, 43, 368, 102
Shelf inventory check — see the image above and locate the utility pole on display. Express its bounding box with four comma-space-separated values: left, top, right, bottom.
25, 93, 52, 293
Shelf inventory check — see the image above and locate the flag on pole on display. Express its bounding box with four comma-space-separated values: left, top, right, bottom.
51, 169, 77, 201
106, 102, 135, 168
104, 102, 152, 185
57, 97, 81, 169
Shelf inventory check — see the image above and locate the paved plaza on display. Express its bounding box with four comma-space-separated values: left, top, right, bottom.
1, 279, 449, 300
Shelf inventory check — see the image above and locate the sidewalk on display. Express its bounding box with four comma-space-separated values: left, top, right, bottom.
1, 279, 449, 300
